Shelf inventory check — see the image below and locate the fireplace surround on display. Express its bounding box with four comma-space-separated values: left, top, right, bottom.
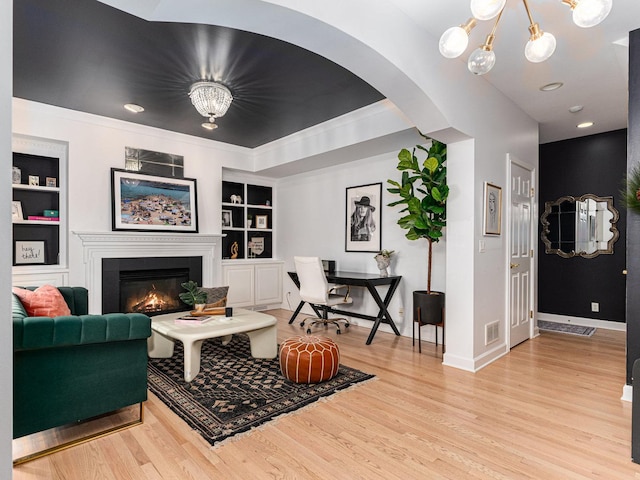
75, 232, 222, 314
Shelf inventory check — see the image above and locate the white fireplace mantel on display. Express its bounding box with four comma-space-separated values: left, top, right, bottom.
74, 231, 223, 314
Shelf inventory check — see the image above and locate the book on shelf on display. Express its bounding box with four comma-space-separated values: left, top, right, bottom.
27, 215, 59, 221
174, 315, 213, 325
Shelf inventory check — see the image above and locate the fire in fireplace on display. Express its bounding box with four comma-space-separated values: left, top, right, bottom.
102, 256, 203, 315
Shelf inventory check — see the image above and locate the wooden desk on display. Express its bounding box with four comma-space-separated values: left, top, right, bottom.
287, 271, 402, 345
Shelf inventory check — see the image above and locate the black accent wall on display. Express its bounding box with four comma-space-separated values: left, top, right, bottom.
539, 129, 627, 323
627, 28, 640, 385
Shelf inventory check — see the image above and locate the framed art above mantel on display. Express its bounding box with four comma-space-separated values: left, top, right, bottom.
111, 169, 198, 233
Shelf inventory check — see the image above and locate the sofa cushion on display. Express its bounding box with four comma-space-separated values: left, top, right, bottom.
12, 285, 72, 317
12, 294, 28, 321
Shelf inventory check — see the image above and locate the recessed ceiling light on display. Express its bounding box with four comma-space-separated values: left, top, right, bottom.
577, 121, 594, 129
568, 105, 584, 113
201, 122, 218, 130
539, 82, 563, 92
124, 103, 144, 113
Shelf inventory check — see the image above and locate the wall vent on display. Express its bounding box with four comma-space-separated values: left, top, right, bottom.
485, 321, 500, 345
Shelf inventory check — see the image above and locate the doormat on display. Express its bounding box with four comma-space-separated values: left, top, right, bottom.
538, 320, 596, 337
147, 334, 375, 447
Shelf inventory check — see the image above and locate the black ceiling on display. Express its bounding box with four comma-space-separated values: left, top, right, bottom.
13, 0, 384, 149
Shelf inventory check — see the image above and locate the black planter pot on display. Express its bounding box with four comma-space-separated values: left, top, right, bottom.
412, 290, 445, 353
413, 290, 444, 325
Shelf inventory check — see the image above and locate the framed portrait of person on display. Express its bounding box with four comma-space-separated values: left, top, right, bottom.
345, 182, 382, 252
483, 182, 502, 236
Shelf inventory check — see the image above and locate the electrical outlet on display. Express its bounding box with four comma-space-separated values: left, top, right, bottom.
591, 302, 599, 312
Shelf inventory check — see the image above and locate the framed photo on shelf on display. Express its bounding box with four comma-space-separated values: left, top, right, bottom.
46, 177, 57, 188
483, 182, 502, 236
111, 168, 198, 233
11, 201, 23, 222
222, 209, 233, 228
15, 240, 46, 265
28, 175, 39, 186
255, 214, 268, 229
345, 182, 382, 252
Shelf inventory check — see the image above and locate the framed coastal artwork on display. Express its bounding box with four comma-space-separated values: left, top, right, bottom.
111, 169, 198, 233
345, 182, 382, 252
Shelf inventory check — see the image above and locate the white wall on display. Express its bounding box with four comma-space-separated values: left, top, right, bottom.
277, 148, 447, 339
1, 0, 12, 475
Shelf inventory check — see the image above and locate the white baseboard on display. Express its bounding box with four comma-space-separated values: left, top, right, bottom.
537, 313, 626, 332
622, 384, 633, 403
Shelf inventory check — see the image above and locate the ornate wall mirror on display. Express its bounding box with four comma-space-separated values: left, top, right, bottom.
540, 194, 620, 258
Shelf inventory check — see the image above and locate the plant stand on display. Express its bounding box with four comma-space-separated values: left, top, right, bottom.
412, 290, 445, 355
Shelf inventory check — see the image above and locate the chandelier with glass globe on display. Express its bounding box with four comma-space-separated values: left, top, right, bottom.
439, 0, 613, 75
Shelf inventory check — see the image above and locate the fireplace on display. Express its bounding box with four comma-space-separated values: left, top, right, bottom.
102, 256, 202, 315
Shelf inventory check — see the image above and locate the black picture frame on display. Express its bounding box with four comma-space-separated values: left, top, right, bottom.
111, 168, 198, 233
346, 182, 382, 252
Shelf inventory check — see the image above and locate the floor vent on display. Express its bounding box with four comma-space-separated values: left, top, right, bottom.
485, 321, 500, 345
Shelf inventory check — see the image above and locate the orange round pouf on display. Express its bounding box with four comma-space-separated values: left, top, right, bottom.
279, 335, 340, 383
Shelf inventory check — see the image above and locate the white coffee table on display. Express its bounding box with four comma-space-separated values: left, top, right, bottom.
148, 308, 278, 382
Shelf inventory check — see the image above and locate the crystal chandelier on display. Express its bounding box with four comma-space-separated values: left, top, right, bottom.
188, 81, 233, 130
439, 0, 613, 75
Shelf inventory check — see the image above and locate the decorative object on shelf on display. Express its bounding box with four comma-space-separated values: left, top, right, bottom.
265, 200, 271, 206
124, 146, 184, 178
14, 240, 46, 265
230, 241, 239, 259
483, 182, 502, 236
374, 250, 395, 277
230, 194, 242, 204
188, 81, 233, 130
111, 169, 198, 233
12, 201, 23, 222
251, 237, 264, 257
179, 280, 207, 311
439, 0, 613, 76
222, 209, 233, 228
256, 214, 268, 229
43, 209, 59, 217
247, 214, 253, 228
622, 163, 640, 215
28, 175, 39, 186
387, 138, 448, 346
346, 183, 382, 252
12, 166, 21, 184
45, 177, 57, 188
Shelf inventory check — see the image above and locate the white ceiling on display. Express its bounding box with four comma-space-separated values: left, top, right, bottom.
392, 0, 640, 144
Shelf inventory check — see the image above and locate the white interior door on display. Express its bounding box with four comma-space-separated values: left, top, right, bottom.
509, 160, 534, 348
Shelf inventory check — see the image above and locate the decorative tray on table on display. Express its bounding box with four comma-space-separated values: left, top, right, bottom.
189, 307, 225, 316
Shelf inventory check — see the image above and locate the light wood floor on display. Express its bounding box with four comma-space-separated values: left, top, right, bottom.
13, 309, 640, 479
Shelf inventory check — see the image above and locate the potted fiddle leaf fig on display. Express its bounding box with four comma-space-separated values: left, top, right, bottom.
387, 138, 448, 329
179, 280, 207, 311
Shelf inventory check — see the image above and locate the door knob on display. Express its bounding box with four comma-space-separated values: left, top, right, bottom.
510, 263, 519, 269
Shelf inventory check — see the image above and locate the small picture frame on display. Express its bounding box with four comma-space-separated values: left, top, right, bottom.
255, 214, 268, 229
222, 209, 233, 228
46, 177, 57, 188
483, 182, 502, 236
11, 201, 23, 222
28, 175, 39, 186
346, 182, 382, 252
15, 240, 46, 265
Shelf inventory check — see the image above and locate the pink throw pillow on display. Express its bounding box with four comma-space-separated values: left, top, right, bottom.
12, 285, 71, 317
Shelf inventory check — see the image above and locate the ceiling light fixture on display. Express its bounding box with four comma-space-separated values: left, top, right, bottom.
188, 81, 233, 129
440, 0, 613, 75
577, 121, 594, 128
124, 103, 144, 113
568, 105, 584, 113
201, 122, 218, 131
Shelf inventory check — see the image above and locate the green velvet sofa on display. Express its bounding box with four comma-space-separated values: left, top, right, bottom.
12, 286, 152, 444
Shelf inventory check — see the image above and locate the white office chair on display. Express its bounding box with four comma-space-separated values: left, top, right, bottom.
293, 256, 352, 334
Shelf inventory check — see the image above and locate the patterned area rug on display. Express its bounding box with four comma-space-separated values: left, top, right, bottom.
147, 334, 374, 446
538, 320, 596, 337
